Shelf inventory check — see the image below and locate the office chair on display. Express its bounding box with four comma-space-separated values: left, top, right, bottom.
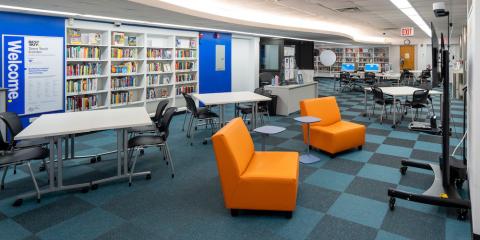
183, 93, 219, 145
418, 70, 432, 85
127, 107, 177, 184
181, 92, 216, 132
364, 72, 377, 86
371, 87, 398, 123
400, 70, 415, 86
129, 99, 169, 135
404, 89, 430, 121
0, 128, 49, 203
239, 89, 271, 126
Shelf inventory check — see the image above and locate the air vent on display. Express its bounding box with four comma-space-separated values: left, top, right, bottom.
335, 7, 361, 13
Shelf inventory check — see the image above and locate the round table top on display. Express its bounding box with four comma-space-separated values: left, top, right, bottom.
294, 116, 321, 123
253, 125, 286, 135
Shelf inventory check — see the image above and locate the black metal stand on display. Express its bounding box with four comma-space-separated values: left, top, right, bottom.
387, 45, 470, 220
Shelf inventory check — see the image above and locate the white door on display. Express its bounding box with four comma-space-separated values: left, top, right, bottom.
232, 37, 256, 92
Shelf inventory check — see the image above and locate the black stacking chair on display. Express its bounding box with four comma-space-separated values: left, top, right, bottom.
418, 70, 431, 85
129, 99, 169, 135
0, 112, 51, 175
183, 93, 219, 145
400, 70, 415, 86
371, 86, 398, 123
364, 72, 377, 86
404, 89, 430, 121
128, 107, 177, 184
181, 92, 215, 132
339, 72, 352, 92
235, 88, 263, 117
239, 89, 271, 126
0, 128, 49, 202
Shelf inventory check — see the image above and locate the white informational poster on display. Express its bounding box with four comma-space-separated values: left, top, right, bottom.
24, 36, 63, 115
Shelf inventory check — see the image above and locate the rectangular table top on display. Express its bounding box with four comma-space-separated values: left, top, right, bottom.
380, 86, 442, 97
192, 91, 271, 106
16, 107, 152, 140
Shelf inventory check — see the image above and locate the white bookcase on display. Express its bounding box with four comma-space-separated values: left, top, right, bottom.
64, 20, 199, 115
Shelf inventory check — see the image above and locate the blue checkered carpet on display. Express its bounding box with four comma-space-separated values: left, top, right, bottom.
0, 78, 470, 240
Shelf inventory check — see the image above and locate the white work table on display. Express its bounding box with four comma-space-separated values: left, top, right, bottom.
14, 107, 152, 205
192, 91, 271, 129
264, 82, 317, 116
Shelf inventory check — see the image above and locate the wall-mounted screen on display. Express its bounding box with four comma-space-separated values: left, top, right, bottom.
365, 64, 380, 73
341, 63, 355, 72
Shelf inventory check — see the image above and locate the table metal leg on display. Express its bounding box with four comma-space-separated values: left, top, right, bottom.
123, 129, 128, 175
261, 134, 266, 151
392, 96, 397, 128
300, 123, 321, 164
49, 138, 55, 188
117, 129, 122, 176
70, 135, 75, 159
363, 88, 368, 117
57, 136, 63, 187
220, 104, 225, 127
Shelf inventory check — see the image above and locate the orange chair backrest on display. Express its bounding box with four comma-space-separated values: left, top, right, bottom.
211, 118, 255, 202
300, 97, 341, 126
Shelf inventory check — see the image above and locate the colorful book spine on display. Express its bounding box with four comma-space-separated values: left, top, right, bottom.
67, 63, 102, 76
67, 46, 100, 59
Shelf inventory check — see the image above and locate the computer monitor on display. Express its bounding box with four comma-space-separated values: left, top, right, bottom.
341, 63, 355, 72
364, 64, 380, 73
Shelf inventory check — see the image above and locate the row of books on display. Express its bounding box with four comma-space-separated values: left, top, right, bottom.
67, 78, 98, 94
176, 49, 196, 58
112, 48, 138, 59
111, 76, 137, 89
176, 85, 196, 95
112, 32, 138, 47
67, 95, 97, 111
147, 49, 172, 59
68, 29, 103, 45
148, 62, 172, 72
175, 61, 195, 71
147, 88, 170, 99
148, 75, 171, 85
67, 63, 102, 76
176, 73, 195, 82
111, 62, 138, 74
111, 91, 135, 104
67, 46, 101, 59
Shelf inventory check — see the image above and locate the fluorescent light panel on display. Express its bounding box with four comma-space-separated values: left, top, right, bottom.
0, 4, 350, 45
390, 0, 431, 37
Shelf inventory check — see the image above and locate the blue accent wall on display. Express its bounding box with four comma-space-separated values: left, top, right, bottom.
0, 12, 65, 126
199, 32, 231, 93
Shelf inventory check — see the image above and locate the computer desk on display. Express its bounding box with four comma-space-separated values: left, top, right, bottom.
14, 107, 152, 203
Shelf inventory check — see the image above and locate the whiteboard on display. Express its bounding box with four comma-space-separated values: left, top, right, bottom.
24, 36, 64, 115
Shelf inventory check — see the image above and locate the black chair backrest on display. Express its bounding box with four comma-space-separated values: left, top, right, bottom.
372, 87, 385, 102
412, 89, 429, 105
421, 70, 431, 78
0, 129, 10, 151
158, 107, 177, 139
365, 72, 376, 81
0, 112, 24, 146
153, 99, 169, 123
182, 93, 198, 115
340, 72, 350, 81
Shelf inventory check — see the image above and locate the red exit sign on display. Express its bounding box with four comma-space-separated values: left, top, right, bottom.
401, 27, 415, 37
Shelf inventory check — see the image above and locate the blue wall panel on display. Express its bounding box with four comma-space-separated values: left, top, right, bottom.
199, 32, 231, 93
0, 12, 65, 126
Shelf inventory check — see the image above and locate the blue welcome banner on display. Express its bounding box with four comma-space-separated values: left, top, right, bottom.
2, 35, 25, 115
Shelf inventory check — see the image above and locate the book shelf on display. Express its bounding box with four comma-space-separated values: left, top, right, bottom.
65, 20, 199, 115
314, 47, 390, 76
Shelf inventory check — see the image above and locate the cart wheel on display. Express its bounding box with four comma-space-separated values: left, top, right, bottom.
96, 156, 102, 162
203, 140, 207, 145
81, 187, 89, 193
91, 184, 99, 190
90, 157, 97, 164
171, 173, 175, 179
146, 174, 152, 180
36, 198, 41, 203
457, 209, 468, 221
140, 149, 145, 156
389, 197, 396, 211
400, 166, 408, 175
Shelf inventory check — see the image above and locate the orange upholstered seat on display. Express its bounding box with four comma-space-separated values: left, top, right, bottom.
300, 97, 366, 156
211, 118, 299, 217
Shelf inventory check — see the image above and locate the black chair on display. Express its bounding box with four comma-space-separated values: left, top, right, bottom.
0, 128, 49, 202
371, 87, 398, 123
418, 70, 431, 85
239, 90, 271, 126
400, 70, 415, 86
404, 89, 430, 121
181, 92, 214, 132
183, 93, 219, 145
127, 107, 177, 184
0, 112, 51, 175
129, 99, 169, 134
364, 72, 377, 86
339, 72, 352, 91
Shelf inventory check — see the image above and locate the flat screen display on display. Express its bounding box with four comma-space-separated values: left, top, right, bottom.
341, 63, 355, 72
365, 64, 380, 73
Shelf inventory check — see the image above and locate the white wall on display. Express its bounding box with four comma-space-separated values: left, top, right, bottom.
467, 0, 480, 236
389, 45, 400, 72
231, 35, 259, 92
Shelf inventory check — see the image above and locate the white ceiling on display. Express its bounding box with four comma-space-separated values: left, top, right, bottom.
0, 0, 468, 44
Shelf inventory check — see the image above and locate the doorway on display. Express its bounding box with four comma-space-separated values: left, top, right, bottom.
400, 45, 415, 70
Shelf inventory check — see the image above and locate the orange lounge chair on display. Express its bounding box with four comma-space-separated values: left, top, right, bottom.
211, 118, 299, 218
300, 96, 366, 157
